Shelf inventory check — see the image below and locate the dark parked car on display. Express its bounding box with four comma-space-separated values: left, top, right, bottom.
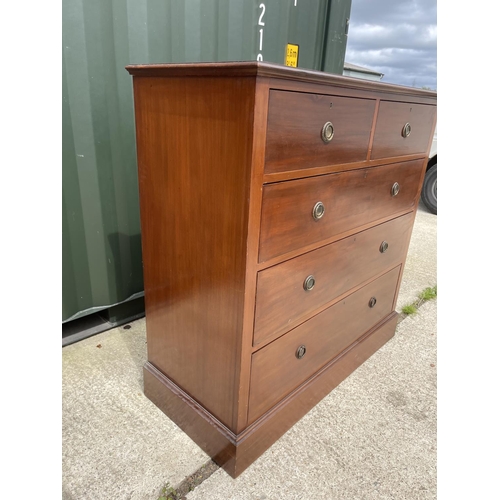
421, 131, 437, 214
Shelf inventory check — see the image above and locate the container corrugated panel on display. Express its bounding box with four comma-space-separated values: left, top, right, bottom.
62, 0, 351, 322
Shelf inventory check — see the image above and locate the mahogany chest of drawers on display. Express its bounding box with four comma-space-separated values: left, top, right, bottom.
126, 62, 437, 477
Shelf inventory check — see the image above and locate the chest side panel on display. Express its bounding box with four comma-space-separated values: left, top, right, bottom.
133, 76, 256, 429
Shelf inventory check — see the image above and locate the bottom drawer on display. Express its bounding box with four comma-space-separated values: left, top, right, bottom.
247, 266, 400, 424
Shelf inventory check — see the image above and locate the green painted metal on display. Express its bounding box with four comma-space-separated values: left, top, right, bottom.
321, 0, 353, 74
62, 0, 351, 323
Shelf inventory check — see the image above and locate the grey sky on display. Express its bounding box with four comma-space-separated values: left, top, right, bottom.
345, 0, 437, 89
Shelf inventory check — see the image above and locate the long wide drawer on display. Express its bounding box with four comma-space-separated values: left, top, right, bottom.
264, 90, 376, 174
371, 101, 436, 159
254, 213, 413, 347
259, 159, 424, 263
248, 266, 400, 424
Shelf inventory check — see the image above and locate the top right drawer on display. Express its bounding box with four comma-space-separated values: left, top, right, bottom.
371, 101, 436, 160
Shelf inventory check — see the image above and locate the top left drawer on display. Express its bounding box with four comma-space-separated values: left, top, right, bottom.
264, 90, 376, 175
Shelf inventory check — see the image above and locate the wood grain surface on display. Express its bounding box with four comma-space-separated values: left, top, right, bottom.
133, 75, 256, 430
259, 159, 425, 263
265, 90, 376, 173
127, 62, 437, 477
248, 267, 400, 423
371, 101, 437, 159
126, 62, 437, 102
254, 213, 413, 346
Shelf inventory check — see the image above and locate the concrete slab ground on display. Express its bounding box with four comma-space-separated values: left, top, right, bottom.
62, 320, 209, 500
62, 204, 437, 499
396, 201, 437, 311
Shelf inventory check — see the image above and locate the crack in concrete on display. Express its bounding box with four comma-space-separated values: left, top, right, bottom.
160, 459, 219, 500
397, 290, 437, 324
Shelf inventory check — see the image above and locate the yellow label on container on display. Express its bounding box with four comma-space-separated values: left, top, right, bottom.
285, 44, 299, 67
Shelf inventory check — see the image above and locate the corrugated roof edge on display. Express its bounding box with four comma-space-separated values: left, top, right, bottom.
343, 62, 384, 77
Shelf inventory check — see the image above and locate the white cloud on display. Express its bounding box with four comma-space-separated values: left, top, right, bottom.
345, 0, 437, 89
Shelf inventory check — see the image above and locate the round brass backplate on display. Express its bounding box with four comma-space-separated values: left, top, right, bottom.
296, 345, 307, 359
312, 201, 325, 221
402, 122, 412, 138
303, 275, 316, 291
321, 122, 334, 143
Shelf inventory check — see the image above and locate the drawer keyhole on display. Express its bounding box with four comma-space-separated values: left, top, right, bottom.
380, 241, 389, 253
368, 297, 377, 308
391, 182, 400, 197
303, 275, 316, 291
312, 201, 325, 221
296, 345, 307, 359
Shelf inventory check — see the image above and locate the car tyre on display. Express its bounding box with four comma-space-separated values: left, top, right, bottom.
421, 163, 437, 214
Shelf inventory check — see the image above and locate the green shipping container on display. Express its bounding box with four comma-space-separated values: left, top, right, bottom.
62, 0, 352, 329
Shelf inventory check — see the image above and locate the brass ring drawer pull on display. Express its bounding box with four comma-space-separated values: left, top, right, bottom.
368, 297, 377, 308
391, 182, 400, 197
321, 121, 334, 143
303, 275, 316, 291
402, 122, 411, 138
380, 241, 389, 253
296, 345, 307, 359
312, 201, 325, 221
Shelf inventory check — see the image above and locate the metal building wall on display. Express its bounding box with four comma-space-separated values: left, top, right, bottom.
62, 0, 352, 323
